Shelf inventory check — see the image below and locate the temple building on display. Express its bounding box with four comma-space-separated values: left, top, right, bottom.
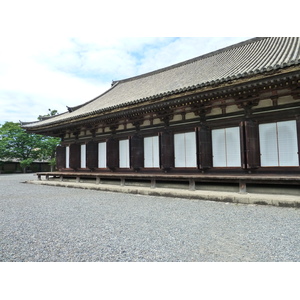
22, 37, 300, 193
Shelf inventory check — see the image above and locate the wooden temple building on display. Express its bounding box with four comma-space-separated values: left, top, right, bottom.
22, 37, 300, 193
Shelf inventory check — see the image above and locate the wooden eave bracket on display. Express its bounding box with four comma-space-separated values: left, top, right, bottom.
291, 87, 300, 100
156, 108, 174, 126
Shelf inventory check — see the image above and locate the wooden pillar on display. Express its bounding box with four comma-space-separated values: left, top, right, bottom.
297, 118, 300, 165
56, 145, 66, 171
160, 130, 174, 171
244, 120, 260, 169
130, 134, 144, 171
86, 140, 98, 170
107, 138, 119, 171
198, 125, 212, 169
69, 143, 80, 170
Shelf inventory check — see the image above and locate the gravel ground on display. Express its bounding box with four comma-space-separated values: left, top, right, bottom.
1, 173, 300, 262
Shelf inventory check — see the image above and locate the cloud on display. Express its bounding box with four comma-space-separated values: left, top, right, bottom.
0, 1, 254, 124
0, 35, 251, 124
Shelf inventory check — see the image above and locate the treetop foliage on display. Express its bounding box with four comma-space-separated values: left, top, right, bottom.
38, 108, 59, 121
0, 110, 61, 162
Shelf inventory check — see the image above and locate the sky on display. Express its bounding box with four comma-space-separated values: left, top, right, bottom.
0, 0, 296, 125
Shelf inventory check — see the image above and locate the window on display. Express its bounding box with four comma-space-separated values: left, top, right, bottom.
259, 120, 299, 167
119, 139, 130, 168
98, 142, 107, 168
144, 136, 159, 168
212, 127, 241, 167
66, 146, 70, 168
80, 144, 86, 168
174, 132, 197, 167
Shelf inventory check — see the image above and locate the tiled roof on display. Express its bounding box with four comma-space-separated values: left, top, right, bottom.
23, 37, 300, 129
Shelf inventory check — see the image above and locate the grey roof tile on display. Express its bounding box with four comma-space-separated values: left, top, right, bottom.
23, 37, 300, 129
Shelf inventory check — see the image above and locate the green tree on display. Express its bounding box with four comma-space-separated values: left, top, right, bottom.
20, 158, 34, 173
0, 122, 60, 172
38, 108, 58, 121
0, 122, 42, 161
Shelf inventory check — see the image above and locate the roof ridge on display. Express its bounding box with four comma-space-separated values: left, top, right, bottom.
66, 81, 121, 113
115, 37, 264, 84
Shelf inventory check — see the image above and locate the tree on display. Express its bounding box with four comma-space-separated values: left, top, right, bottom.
20, 158, 34, 173
0, 122, 43, 161
0, 121, 60, 172
38, 108, 58, 121
0, 109, 61, 172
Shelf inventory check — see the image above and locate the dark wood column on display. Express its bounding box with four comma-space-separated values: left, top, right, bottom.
297, 118, 300, 165
86, 140, 98, 170
244, 120, 260, 169
160, 130, 174, 171
56, 145, 66, 171
69, 143, 80, 170
198, 125, 212, 169
130, 134, 144, 171
106, 138, 119, 171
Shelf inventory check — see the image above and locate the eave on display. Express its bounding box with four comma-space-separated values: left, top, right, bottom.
24, 66, 300, 136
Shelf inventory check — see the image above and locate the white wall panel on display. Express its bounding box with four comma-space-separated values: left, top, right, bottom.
277, 120, 298, 166
98, 142, 107, 168
184, 132, 197, 167
152, 136, 160, 167
212, 127, 241, 167
66, 146, 70, 168
259, 123, 278, 166
174, 132, 197, 167
80, 144, 86, 168
174, 133, 185, 167
144, 136, 159, 168
225, 127, 241, 167
119, 139, 130, 168
212, 129, 226, 167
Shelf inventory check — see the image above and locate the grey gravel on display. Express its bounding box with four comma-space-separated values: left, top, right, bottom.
1, 174, 300, 262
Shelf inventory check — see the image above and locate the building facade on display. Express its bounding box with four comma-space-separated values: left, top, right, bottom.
22, 37, 300, 180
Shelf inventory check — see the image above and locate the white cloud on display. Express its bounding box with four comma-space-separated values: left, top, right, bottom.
0, 1, 254, 124
0, 35, 251, 124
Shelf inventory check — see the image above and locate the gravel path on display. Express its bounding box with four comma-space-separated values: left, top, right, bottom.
1, 174, 300, 262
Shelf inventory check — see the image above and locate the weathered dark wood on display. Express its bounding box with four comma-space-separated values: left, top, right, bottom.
244, 120, 260, 169
69, 143, 80, 170
106, 138, 119, 170
56, 145, 66, 171
130, 134, 144, 170
198, 125, 212, 169
86, 140, 98, 170
297, 118, 300, 166
36, 171, 300, 188
160, 130, 174, 171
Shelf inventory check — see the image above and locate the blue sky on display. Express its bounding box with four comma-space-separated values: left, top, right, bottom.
0, 0, 295, 125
